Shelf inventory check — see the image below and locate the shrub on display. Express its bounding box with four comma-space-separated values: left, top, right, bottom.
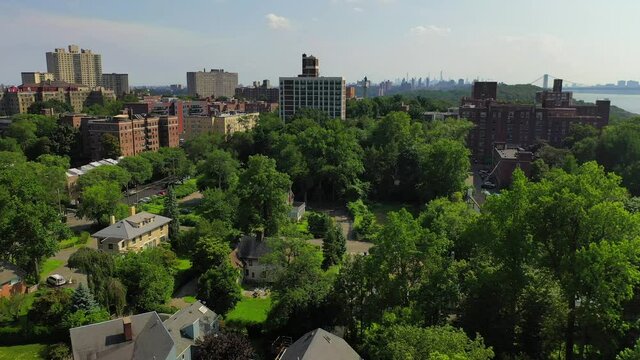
155, 304, 179, 315
174, 179, 198, 198
47, 343, 72, 360
307, 212, 333, 238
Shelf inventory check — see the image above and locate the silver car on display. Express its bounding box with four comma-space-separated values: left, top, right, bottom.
46, 274, 67, 287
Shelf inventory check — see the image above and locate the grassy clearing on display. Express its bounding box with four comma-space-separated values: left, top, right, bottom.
0, 344, 46, 360
140, 198, 165, 215
226, 297, 272, 326
182, 296, 197, 304
58, 237, 78, 249
39, 259, 63, 279
175, 258, 192, 271
295, 217, 309, 234
174, 179, 198, 198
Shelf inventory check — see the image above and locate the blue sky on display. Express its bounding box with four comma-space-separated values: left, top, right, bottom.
0, 0, 637, 86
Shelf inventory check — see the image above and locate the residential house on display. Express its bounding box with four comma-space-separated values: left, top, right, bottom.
233, 235, 274, 283
288, 190, 306, 222
70, 301, 219, 360
488, 142, 533, 188
0, 262, 27, 298
276, 328, 362, 360
92, 209, 172, 253
164, 301, 221, 360
70, 312, 175, 360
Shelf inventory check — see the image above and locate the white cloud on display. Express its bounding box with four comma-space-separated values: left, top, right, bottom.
265, 13, 292, 30
409, 25, 451, 36
353, 7, 364, 12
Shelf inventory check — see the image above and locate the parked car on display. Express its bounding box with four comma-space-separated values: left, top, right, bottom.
157, 190, 166, 196
481, 181, 496, 189
139, 197, 151, 203
47, 274, 67, 287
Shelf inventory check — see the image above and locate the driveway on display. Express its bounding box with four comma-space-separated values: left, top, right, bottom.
308, 239, 373, 255
170, 278, 198, 309
47, 213, 99, 289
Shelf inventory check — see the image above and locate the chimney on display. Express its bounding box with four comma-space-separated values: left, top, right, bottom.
110, 215, 116, 225
553, 79, 563, 93
122, 317, 132, 341
129, 206, 136, 217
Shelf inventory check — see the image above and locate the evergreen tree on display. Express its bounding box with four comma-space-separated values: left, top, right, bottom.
322, 224, 346, 269
163, 185, 180, 240
71, 283, 98, 312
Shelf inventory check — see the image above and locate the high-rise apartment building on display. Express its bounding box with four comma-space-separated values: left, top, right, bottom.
21, 72, 54, 85
462, 80, 610, 162
279, 54, 346, 121
186, 69, 238, 99
46, 45, 102, 88
101, 73, 130, 97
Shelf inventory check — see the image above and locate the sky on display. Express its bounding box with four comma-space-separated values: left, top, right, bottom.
0, 0, 638, 86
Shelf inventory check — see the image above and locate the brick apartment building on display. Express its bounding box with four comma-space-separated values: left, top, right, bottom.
0, 81, 115, 115
76, 113, 179, 160
461, 79, 610, 162
235, 80, 279, 103
183, 112, 258, 140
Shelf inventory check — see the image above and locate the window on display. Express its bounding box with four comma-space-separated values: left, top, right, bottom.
108, 244, 113, 250
252, 272, 255, 278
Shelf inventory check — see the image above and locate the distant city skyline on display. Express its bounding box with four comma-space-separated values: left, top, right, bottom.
1, 0, 639, 86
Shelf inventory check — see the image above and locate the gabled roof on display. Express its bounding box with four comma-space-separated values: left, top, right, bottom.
0, 261, 25, 286
236, 235, 271, 260
92, 212, 172, 241
280, 328, 362, 360
164, 301, 219, 356
70, 312, 174, 360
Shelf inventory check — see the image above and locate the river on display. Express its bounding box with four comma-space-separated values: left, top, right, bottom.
571, 91, 640, 114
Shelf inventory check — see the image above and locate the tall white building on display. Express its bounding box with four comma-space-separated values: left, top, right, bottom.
46, 45, 102, 88
279, 54, 346, 121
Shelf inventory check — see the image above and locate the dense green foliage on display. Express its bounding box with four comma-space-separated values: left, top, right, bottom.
163, 185, 180, 240
0, 152, 69, 281
194, 330, 255, 360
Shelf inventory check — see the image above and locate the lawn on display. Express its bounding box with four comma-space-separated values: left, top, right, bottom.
58, 236, 78, 249
295, 217, 310, 234
140, 198, 164, 215
39, 259, 63, 279
182, 296, 197, 304
175, 258, 192, 271
0, 344, 46, 360
226, 297, 272, 326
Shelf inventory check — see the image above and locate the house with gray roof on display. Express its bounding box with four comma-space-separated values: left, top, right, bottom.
233, 235, 275, 283
70, 301, 219, 360
92, 209, 172, 253
164, 301, 221, 360
70, 312, 175, 360
277, 328, 362, 360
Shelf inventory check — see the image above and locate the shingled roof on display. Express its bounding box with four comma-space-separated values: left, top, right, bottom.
0, 261, 25, 286
236, 235, 271, 260
70, 312, 174, 360
279, 328, 362, 360
92, 212, 172, 241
